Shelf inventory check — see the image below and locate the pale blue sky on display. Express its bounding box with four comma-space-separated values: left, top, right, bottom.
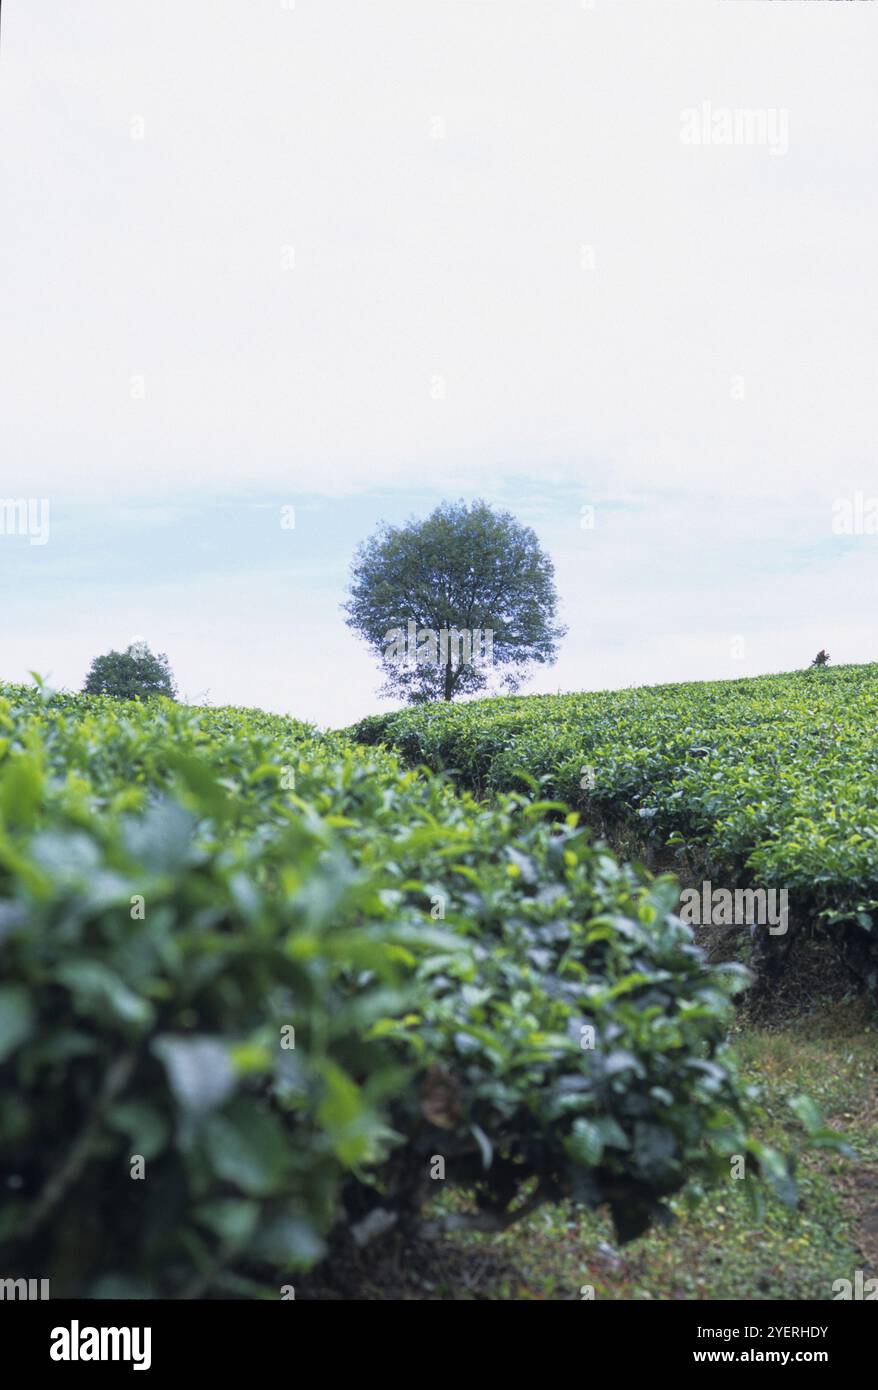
2, 1, 876, 725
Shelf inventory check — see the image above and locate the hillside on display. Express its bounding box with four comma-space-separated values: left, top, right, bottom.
0, 678, 873, 1299
351, 664, 878, 999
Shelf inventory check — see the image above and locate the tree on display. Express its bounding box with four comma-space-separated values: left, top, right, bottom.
343, 499, 566, 702
810, 649, 830, 667
83, 642, 177, 701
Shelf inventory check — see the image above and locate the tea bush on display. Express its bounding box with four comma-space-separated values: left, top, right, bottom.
0, 683, 810, 1295
351, 665, 878, 992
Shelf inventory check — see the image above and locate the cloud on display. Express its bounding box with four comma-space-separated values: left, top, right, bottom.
1, 1, 876, 721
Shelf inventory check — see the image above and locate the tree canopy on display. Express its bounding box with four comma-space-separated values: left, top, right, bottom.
82, 643, 177, 701
344, 499, 565, 702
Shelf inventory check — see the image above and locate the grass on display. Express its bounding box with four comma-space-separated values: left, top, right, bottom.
426, 1001, 877, 1300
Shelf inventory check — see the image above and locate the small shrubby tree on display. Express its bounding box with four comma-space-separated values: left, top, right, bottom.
83, 642, 177, 701
344, 499, 566, 702
810, 649, 830, 668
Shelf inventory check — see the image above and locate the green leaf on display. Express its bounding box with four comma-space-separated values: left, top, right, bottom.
787, 1093, 821, 1135
316, 1060, 369, 1165
251, 1213, 327, 1268
595, 1116, 631, 1150
58, 960, 154, 1029
152, 1036, 236, 1120
470, 1123, 493, 1170
0, 756, 44, 826
204, 1101, 291, 1196
107, 1101, 171, 1161
195, 1199, 260, 1245
567, 1118, 604, 1167
0, 985, 34, 1063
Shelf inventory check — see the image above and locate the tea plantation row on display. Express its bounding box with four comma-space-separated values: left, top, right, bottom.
0, 682, 819, 1297
351, 665, 878, 992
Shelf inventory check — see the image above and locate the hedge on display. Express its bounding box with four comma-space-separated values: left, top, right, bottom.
0, 684, 820, 1295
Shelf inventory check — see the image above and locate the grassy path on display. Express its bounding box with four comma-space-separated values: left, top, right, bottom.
426, 1001, 877, 1300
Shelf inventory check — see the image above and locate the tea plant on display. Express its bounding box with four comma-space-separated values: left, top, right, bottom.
0, 681, 823, 1295
351, 665, 878, 993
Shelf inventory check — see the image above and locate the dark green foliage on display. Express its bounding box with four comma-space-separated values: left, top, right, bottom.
350, 665, 878, 995
83, 644, 177, 702
343, 499, 565, 702
0, 681, 813, 1296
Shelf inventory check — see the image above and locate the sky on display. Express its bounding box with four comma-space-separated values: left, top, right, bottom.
1, 0, 876, 727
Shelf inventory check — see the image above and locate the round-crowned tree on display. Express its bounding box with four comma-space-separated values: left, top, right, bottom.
82, 642, 177, 701
344, 499, 566, 702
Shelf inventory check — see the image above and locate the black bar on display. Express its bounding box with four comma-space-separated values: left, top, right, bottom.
0, 1297, 873, 1375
